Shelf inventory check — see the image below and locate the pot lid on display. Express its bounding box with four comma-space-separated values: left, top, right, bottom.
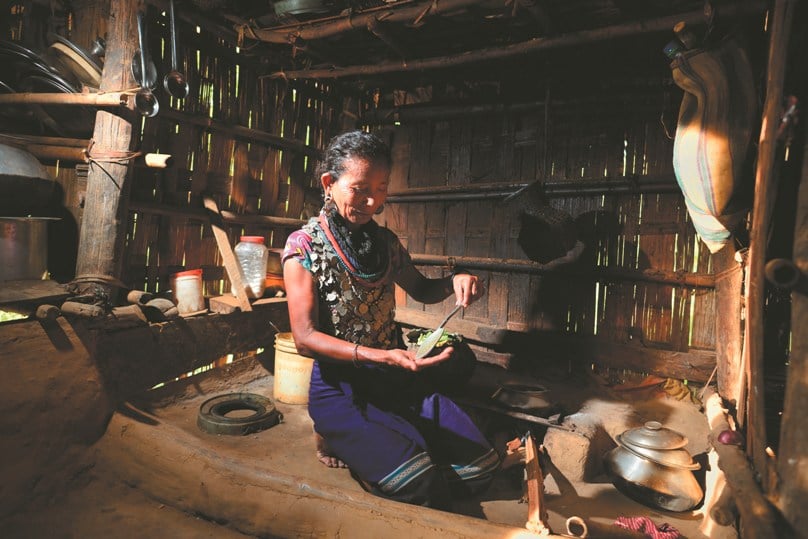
616, 436, 700, 470
620, 421, 689, 450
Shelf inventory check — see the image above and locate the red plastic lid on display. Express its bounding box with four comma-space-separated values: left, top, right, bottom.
240, 236, 266, 244
172, 268, 203, 278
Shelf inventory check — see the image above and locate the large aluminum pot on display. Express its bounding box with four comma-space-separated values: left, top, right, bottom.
0, 217, 58, 281
604, 421, 703, 512
0, 144, 56, 214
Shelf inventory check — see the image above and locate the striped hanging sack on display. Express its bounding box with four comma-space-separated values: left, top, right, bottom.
671, 35, 757, 253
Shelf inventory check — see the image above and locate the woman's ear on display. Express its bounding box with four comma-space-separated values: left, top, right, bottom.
320, 172, 334, 197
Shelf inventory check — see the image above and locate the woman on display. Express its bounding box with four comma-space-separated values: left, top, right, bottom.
282, 130, 499, 509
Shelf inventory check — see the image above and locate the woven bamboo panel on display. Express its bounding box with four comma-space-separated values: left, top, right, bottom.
380, 79, 718, 363
122, 13, 348, 294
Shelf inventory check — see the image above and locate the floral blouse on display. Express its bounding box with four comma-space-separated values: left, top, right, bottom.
282, 217, 412, 350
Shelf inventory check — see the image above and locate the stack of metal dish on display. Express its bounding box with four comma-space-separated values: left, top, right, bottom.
0, 37, 102, 137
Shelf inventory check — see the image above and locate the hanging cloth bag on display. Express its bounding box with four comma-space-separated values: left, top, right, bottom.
671, 35, 757, 253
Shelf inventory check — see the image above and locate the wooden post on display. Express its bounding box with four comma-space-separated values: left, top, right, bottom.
742, 0, 796, 492
776, 88, 808, 533
74, 0, 142, 301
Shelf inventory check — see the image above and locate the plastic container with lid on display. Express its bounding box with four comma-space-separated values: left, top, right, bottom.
233, 235, 268, 299
172, 268, 205, 315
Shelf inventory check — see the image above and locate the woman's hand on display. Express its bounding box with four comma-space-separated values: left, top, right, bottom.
381, 346, 455, 371
451, 273, 485, 308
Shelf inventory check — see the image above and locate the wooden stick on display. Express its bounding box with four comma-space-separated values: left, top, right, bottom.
0, 92, 128, 106
269, 2, 766, 79
203, 196, 253, 313
524, 436, 551, 535
742, 0, 797, 492
703, 388, 783, 538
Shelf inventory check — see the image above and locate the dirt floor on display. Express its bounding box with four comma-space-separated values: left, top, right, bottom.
3, 357, 737, 538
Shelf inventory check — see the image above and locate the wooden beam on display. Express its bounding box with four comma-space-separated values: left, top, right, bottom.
704, 389, 787, 538
409, 253, 716, 288
158, 109, 318, 156
93, 298, 290, 399
268, 2, 767, 79
245, 0, 483, 45
0, 92, 128, 107
128, 200, 305, 228
387, 177, 680, 202
74, 0, 141, 301
395, 307, 716, 381
776, 81, 808, 533
742, 0, 795, 492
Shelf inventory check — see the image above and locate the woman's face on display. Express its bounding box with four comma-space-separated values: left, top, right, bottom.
322, 157, 390, 229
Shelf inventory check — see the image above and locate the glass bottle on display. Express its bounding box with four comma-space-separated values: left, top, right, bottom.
233, 235, 268, 299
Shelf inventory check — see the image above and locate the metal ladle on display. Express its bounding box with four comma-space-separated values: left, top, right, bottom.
134, 11, 159, 117
163, 0, 189, 99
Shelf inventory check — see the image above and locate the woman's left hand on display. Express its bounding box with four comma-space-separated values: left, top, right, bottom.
451, 273, 485, 307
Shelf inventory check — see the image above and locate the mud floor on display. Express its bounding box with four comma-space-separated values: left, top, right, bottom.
4, 357, 737, 538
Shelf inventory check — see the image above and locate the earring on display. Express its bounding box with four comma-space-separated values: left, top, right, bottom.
322, 192, 335, 215
374, 204, 385, 215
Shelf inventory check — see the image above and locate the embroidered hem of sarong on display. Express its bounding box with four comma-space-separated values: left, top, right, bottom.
450, 449, 500, 480
377, 452, 435, 494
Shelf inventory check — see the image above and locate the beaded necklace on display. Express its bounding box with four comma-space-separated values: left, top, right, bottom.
318, 212, 390, 285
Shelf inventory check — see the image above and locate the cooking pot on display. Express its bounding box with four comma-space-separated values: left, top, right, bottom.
604, 421, 703, 512
491, 382, 553, 416
0, 144, 57, 214
0, 217, 59, 281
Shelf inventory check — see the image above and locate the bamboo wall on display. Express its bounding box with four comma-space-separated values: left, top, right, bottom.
373, 77, 720, 381
122, 8, 347, 296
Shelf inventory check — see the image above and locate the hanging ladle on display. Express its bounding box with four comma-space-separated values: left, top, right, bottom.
134, 10, 159, 117
163, 0, 189, 99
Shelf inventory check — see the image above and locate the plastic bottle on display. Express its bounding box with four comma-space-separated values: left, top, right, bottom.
233, 235, 268, 299
172, 268, 205, 314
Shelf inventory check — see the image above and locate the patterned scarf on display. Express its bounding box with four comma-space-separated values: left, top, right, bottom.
322, 209, 389, 282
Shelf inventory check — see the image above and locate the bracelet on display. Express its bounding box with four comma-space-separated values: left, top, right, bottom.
445, 267, 470, 294
352, 343, 361, 368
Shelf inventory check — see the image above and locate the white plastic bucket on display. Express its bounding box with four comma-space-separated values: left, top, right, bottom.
273, 332, 314, 404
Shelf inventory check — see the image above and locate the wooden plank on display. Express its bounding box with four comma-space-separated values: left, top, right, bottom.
715, 260, 744, 405
202, 196, 252, 312
0, 280, 69, 308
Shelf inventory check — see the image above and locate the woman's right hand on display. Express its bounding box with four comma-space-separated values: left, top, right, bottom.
381, 346, 454, 371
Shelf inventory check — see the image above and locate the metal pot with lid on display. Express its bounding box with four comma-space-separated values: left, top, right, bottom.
604, 421, 703, 512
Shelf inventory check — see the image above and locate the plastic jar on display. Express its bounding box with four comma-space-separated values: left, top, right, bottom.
172, 269, 205, 314
233, 235, 268, 299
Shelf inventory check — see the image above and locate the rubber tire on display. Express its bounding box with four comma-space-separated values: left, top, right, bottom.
197, 392, 282, 436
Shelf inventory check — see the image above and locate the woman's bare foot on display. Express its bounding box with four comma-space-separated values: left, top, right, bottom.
315, 432, 348, 468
